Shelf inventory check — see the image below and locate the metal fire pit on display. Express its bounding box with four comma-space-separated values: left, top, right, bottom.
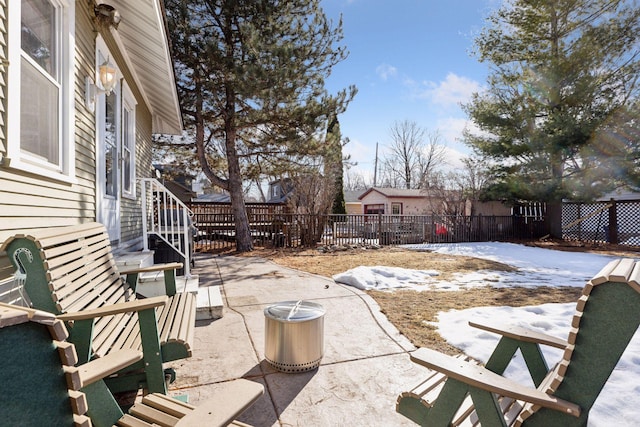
264, 300, 325, 373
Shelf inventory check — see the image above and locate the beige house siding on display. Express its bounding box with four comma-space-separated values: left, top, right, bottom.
345, 202, 362, 215
0, 4, 97, 248
0, 0, 6, 157
360, 190, 434, 215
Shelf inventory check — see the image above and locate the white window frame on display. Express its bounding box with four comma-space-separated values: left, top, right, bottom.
6, 0, 75, 182
121, 83, 137, 199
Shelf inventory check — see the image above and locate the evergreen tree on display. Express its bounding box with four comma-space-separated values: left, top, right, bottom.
326, 115, 347, 215
164, 0, 356, 251
464, 0, 640, 238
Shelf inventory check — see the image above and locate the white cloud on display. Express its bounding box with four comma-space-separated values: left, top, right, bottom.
375, 63, 398, 81
343, 137, 374, 165
413, 73, 482, 108
436, 117, 470, 144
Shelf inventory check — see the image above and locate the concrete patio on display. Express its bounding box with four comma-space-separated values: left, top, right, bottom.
166, 253, 425, 426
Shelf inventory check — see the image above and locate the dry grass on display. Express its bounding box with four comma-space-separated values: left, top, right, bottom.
240, 245, 584, 353
369, 286, 581, 354
249, 246, 518, 281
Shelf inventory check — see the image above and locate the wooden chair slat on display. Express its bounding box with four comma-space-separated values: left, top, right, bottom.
117, 414, 154, 427
590, 259, 620, 285
29, 223, 107, 248
92, 313, 135, 357
42, 231, 111, 260
128, 403, 181, 426
55, 340, 79, 366
158, 295, 180, 343
68, 389, 89, 417
73, 414, 92, 427
142, 393, 195, 415
609, 258, 636, 282
628, 262, 640, 291
46, 246, 114, 284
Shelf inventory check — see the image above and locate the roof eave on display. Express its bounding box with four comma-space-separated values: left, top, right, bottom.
108, 0, 183, 134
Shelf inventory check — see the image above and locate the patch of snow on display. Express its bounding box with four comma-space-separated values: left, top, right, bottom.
332, 266, 438, 290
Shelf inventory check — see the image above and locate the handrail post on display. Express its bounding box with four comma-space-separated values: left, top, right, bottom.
182, 208, 191, 277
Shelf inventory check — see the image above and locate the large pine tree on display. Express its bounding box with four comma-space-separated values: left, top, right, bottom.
464, 0, 640, 238
164, 0, 355, 251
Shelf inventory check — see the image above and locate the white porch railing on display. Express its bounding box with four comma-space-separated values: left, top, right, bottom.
140, 178, 194, 277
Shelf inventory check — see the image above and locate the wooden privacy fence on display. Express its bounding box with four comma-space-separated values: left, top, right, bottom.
190, 211, 546, 251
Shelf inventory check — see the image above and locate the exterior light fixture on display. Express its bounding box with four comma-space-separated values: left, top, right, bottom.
85, 57, 118, 112
94, 3, 121, 29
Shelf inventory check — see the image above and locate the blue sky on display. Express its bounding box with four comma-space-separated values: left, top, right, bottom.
321, 0, 502, 181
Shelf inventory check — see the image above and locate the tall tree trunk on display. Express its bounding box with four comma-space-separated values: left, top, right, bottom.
224, 80, 253, 251
546, 151, 564, 239
226, 140, 253, 251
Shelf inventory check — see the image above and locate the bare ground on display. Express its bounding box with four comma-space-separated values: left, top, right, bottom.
227, 244, 614, 354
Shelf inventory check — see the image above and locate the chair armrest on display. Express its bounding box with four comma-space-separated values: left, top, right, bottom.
175, 379, 264, 426
119, 262, 183, 275
410, 347, 581, 417
64, 349, 144, 390
469, 320, 567, 349
57, 296, 168, 321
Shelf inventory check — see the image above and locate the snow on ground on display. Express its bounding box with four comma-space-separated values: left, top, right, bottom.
330, 265, 439, 291
331, 242, 640, 425
332, 242, 617, 290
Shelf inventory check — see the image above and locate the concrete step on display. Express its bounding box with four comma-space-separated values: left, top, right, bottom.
196, 286, 224, 320
137, 272, 199, 295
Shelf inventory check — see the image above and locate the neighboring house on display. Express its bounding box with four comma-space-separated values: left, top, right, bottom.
358, 187, 518, 217
192, 192, 231, 203
358, 187, 443, 215
344, 190, 365, 214
0, 1, 182, 282
154, 165, 197, 204
596, 187, 640, 202
267, 178, 294, 203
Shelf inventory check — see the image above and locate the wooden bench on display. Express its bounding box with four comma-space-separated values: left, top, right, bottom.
1, 222, 197, 395
397, 258, 640, 426
0, 302, 263, 427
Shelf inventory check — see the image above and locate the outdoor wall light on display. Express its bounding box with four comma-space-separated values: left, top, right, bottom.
94, 3, 121, 29
85, 57, 118, 112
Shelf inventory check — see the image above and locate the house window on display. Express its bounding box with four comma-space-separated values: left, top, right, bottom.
364, 204, 385, 215
122, 84, 137, 199
391, 203, 402, 215
7, 0, 75, 179
104, 84, 118, 198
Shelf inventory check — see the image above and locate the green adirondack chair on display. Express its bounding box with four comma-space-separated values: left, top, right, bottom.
0, 302, 263, 427
1, 223, 196, 396
397, 258, 640, 426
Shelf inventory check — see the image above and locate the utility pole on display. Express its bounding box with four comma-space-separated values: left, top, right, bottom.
373, 142, 378, 187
